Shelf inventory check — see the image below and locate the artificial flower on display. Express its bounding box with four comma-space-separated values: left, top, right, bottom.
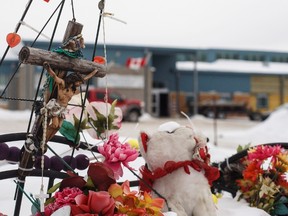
98, 133, 139, 179
242, 161, 263, 182
71, 191, 115, 215
127, 138, 140, 150
87, 162, 116, 191
87, 101, 122, 139
237, 145, 288, 215
37, 163, 165, 216
36, 187, 83, 216
247, 145, 282, 162
60, 102, 90, 144
108, 180, 164, 216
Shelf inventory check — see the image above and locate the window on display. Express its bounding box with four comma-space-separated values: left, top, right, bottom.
256, 93, 268, 109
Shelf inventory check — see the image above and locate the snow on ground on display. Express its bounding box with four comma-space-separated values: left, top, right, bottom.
1, 106, 287, 215
219, 104, 288, 147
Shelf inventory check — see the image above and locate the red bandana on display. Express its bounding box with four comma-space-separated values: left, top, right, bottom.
140, 159, 220, 193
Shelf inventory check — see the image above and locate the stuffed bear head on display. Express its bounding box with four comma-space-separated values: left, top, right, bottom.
139, 121, 210, 172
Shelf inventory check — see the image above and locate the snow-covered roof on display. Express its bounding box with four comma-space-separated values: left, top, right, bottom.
176, 60, 288, 75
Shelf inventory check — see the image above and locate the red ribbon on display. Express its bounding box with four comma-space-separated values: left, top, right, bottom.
140, 159, 219, 193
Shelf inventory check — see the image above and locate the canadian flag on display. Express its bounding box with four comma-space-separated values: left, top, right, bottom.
126, 57, 147, 70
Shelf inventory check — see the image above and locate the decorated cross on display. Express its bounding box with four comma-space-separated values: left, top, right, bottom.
18, 21, 106, 78
17, 20, 106, 180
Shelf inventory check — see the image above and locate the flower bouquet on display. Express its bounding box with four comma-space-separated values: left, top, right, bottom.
236, 145, 288, 215
31, 98, 166, 215
34, 162, 164, 216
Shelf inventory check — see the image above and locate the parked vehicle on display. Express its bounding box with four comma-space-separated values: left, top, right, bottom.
197, 100, 248, 119
87, 88, 143, 122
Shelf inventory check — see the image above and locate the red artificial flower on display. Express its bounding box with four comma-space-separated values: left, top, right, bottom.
60, 176, 87, 191
242, 161, 263, 182
277, 174, 288, 190
71, 190, 115, 215
87, 162, 116, 191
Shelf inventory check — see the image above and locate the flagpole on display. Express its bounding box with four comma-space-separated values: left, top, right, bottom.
143, 50, 152, 114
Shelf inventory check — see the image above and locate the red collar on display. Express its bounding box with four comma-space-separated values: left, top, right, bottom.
140, 160, 219, 192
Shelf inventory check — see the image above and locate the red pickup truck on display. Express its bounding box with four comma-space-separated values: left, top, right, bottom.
87, 88, 143, 122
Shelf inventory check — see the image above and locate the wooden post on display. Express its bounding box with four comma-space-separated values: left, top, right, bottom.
62, 20, 83, 42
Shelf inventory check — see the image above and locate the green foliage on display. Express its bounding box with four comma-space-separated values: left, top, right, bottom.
237, 143, 251, 153
273, 196, 288, 215
47, 182, 61, 194
59, 120, 80, 144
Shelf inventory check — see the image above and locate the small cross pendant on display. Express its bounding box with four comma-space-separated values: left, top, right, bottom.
35, 189, 49, 212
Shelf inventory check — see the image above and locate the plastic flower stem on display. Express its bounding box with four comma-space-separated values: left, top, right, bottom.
13, 180, 42, 214
46, 144, 76, 174
81, 131, 99, 162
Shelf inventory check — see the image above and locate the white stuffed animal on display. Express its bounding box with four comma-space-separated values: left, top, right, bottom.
139, 121, 219, 216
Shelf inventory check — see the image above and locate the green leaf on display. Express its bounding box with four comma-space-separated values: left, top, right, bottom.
85, 176, 96, 189
59, 120, 80, 144
273, 203, 288, 215
73, 114, 81, 130
273, 196, 288, 215
47, 182, 61, 193
44, 197, 55, 205
237, 143, 251, 153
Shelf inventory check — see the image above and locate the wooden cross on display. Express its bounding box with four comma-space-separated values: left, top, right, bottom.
17, 20, 106, 180
19, 21, 106, 78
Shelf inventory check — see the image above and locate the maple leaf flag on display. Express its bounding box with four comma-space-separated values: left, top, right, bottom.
126, 57, 147, 70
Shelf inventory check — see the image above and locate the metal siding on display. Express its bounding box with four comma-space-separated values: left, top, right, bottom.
198, 72, 250, 93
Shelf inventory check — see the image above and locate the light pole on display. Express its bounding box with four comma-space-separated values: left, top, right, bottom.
193, 52, 198, 115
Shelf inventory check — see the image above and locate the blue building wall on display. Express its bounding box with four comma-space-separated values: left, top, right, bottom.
199, 72, 250, 93
1, 41, 288, 97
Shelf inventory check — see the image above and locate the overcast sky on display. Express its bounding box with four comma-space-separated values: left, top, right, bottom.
1, 0, 288, 59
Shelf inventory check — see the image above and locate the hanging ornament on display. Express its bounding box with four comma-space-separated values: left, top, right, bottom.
93, 56, 106, 64
43, 0, 50, 2
6, 32, 21, 48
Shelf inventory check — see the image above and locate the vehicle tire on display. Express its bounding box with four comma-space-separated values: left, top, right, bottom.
249, 112, 263, 121
127, 110, 140, 122
204, 110, 214, 118
217, 112, 226, 119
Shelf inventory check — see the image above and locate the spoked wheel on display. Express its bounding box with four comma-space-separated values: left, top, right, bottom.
0, 132, 99, 216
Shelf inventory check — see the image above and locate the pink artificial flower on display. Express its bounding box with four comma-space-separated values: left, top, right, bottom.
248, 145, 282, 162
54, 187, 83, 206
98, 133, 139, 179
36, 187, 83, 216
86, 101, 122, 139
71, 191, 115, 215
